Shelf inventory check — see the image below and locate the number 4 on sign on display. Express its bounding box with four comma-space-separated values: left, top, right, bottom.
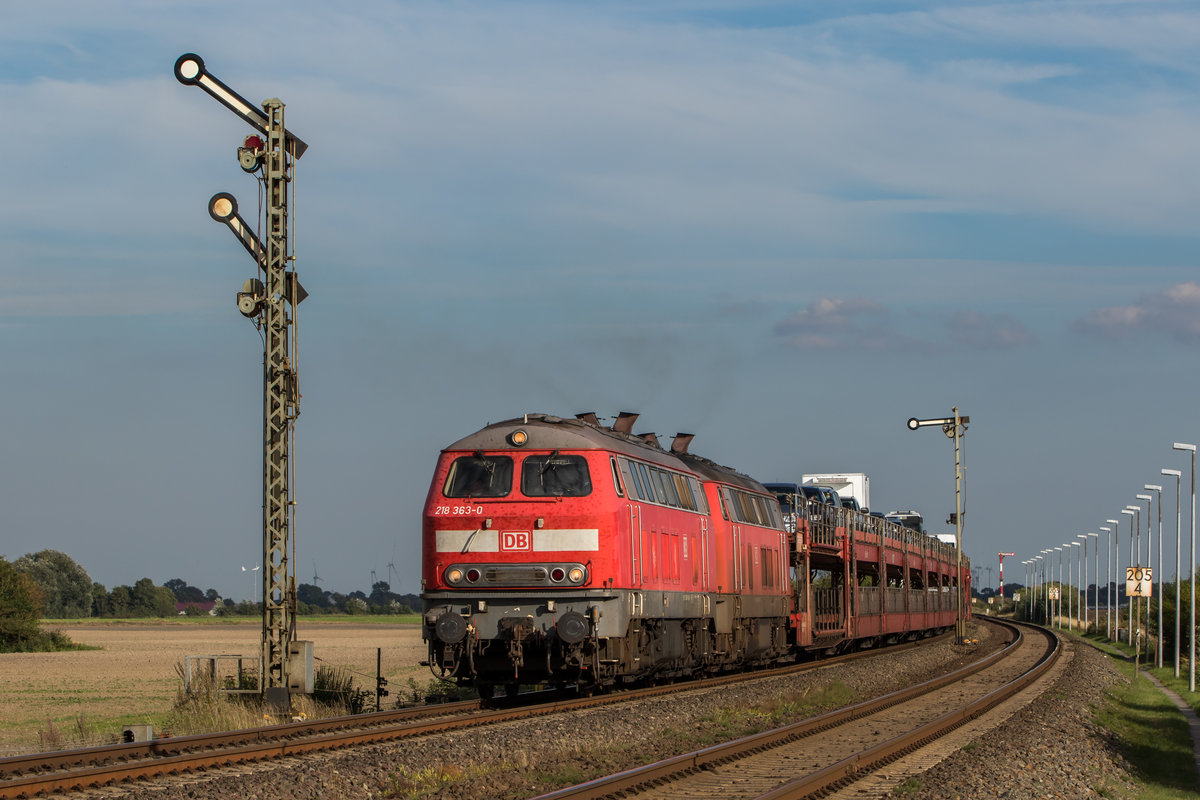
1126, 567, 1153, 598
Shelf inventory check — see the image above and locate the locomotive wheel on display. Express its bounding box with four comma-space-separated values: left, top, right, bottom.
505, 682, 520, 698
476, 682, 495, 700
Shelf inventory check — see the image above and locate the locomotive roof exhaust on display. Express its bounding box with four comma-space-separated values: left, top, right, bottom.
612, 412, 639, 434
670, 433, 695, 454
639, 432, 662, 448
575, 412, 600, 427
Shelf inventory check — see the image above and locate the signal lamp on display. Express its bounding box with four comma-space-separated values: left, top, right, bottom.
209, 192, 237, 222
568, 567, 585, 583
550, 567, 566, 583
238, 134, 264, 172
509, 430, 529, 446
466, 568, 480, 583
446, 568, 464, 585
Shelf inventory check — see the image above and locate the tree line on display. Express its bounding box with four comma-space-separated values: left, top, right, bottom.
0, 549, 417, 636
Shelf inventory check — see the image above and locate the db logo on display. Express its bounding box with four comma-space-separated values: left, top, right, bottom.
501, 531, 531, 551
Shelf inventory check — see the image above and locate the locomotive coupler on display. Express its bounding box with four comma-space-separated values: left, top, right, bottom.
499, 616, 536, 670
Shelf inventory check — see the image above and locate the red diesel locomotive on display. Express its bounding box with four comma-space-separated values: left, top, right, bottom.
420, 412, 966, 697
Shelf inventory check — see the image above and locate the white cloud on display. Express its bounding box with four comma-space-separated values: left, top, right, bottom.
773, 296, 901, 349
3, 2, 1200, 318
774, 297, 1038, 352
946, 309, 1036, 350
933, 59, 1080, 86
1072, 281, 1200, 344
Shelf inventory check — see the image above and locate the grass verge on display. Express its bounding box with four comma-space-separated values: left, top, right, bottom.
1079, 632, 1200, 798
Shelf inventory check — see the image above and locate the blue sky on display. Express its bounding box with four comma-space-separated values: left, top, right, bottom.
3, 0, 1200, 601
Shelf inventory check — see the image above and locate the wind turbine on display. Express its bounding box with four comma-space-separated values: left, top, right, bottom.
240, 564, 260, 603
311, 561, 322, 585
387, 543, 399, 590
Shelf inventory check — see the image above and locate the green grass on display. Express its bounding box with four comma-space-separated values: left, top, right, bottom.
654, 681, 858, 749
0, 629, 97, 653
1078, 632, 1200, 798
1145, 664, 1200, 717
1096, 669, 1199, 797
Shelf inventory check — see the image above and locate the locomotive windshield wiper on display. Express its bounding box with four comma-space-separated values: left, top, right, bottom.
538, 450, 560, 477
460, 526, 482, 553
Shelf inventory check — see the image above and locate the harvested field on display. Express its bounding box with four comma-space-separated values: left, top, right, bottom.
0, 620, 429, 756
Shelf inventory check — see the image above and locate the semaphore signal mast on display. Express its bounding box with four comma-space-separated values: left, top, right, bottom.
175, 53, 311, 710
997, 552, 1015, 598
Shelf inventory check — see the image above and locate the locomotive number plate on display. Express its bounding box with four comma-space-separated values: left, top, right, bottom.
434, 505, 485, 515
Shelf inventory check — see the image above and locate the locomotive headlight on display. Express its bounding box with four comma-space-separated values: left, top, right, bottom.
446, 568, 464, 585
568, 567, 585, 584
508, 430, 529, 446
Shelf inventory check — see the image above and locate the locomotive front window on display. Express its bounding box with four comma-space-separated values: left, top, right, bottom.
522, 455, 592, 497
443, 455, 514, 498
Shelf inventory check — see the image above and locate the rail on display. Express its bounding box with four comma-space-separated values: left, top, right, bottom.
532, 618, 1058, 800
0, 634, 943, 798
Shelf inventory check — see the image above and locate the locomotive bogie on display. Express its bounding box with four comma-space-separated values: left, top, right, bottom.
422, 584, 792, 688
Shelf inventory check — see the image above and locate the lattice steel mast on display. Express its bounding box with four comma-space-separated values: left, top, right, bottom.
261, 97, 297, 699
175, 54, 309, 706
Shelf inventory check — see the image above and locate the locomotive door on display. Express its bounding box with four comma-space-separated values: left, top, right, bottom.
732, 524, 742, 591
628, 503, 643, 586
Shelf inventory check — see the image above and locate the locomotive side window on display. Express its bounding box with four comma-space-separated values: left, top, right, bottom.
619, 458, 707, 514
766, 499, 783, 528
722, 488, 784, 530
689, 478, 709, 514
750, 495, 770, 526
623, 460, 647, 500
727, 490, 746, 522
739, 493, 758, 525
673, 473, 696, 511
610, 457, 625, 497
636, 462, 654, 500
655, 468, 681, 506
648, 468, 666, 504
521, 454, 593, 497
443, 455, 513, 498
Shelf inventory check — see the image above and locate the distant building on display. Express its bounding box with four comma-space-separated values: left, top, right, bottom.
175, 600, 220, 616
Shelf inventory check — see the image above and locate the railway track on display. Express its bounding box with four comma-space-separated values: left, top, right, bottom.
0, 635, 939, 798
532, 618, 1058, 800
